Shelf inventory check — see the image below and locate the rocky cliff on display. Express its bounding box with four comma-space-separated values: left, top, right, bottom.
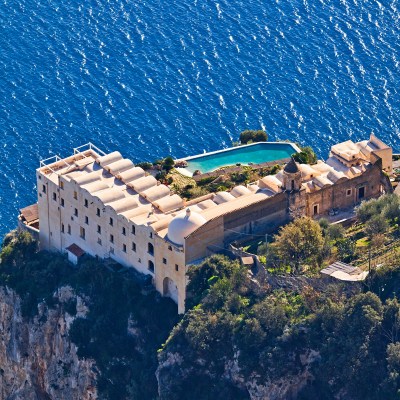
1, 232, 400, 400
156, 348, 319, 400
0, 285, 97, 400
0, 231, 178, 400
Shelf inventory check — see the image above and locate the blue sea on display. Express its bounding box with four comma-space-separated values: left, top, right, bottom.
1, 0, 400, 239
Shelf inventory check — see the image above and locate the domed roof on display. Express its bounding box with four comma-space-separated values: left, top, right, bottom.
284, 157, 299, 174
167, 208, 207, 246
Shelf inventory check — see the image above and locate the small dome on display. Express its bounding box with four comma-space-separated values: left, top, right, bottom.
167, 208, 207, 246
284, 157, 299, 174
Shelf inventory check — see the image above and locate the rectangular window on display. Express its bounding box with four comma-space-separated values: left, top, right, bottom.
97, 238, 102, 245
168, 245, 172, 251
85, 216, 89, 225
110, 247, 114, 254
68, 225, 71, 235
97, 208, 100, 217
60, 181, 64, 190
132, 242, 136, 252
61, 223, 65, 233
84, 199, 88, 208
346, 189, 352, 196
122, 227, 126, 236
123, 244, 127, 253
97, 225, 101, 234
163, 258, 167, 264
149, 232, 153, 238
73, 191, 77, 200
175, 264, 179, 272
109, 217, 113, 226
131, 226, 136, 235
74, 208, 78, 217
61, 198, 65, 207
52, 192, 57, 201
110, 234, 114, 244
42, 185, 46, 193
80, 227, 86, 239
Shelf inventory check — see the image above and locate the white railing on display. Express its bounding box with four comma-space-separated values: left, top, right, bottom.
39, 143, 107, 172
73, 142, 106, 157
40, 155, 61, 168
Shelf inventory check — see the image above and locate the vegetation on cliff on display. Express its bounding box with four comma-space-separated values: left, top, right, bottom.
0, 231, 178, 400
156, 239, 400, 400
3, 193, 400, 400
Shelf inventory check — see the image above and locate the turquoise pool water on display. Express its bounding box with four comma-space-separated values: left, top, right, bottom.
184, 142, 299, 174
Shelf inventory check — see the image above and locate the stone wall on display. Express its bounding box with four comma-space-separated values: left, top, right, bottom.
305, 163, 385, 217
222, 192, 289, 244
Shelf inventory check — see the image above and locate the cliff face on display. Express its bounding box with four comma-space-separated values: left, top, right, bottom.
156, 349, 317, 400
0, 286, 97, 400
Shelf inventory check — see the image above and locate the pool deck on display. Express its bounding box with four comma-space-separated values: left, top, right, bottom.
176, 141, 301, 177
180, 141, 301, 162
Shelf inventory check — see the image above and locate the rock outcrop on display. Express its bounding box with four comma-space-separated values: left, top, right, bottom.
157, 348, 319, 400
0, 286, 97, 400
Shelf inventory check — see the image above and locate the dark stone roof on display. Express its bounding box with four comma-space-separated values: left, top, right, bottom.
20, 203, 39, 224
284, 157, 299, 174
66, 244, 85, 258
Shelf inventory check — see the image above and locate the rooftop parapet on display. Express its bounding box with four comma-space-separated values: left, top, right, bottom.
38, 143, 107, 175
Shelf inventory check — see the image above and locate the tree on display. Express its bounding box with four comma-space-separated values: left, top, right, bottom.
356, 199, 380, 223
371, 233, 386, 251
239, 130, 268, 144
272, 217, 324, 273
318, 218, 329, 231
385, 342, 400, 394
336, 237, 356, 262
162, 156, 175, 171
365, 214, 389, 237
186, 255, 242, 308
292, 146, 317, 165
326, 223, 345, 242
381, 194, 400, 222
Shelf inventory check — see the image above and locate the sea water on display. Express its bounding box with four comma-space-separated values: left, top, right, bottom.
1, 0, 400, 238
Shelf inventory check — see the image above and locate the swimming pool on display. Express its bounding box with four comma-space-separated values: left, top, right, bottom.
181, 142, 300, 175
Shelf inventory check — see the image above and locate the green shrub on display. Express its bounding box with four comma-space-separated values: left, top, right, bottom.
197, 176, 217, 186
239, 130, 268, 144
162, 156, 175, 171
292, 146, 317, 165
231, 170, 250, 183
136, 161, 153, 170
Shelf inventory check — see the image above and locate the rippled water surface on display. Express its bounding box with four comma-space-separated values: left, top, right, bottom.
1, 0, 400, 238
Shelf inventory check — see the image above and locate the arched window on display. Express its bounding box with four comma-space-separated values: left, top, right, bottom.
148, 260, 154, 273
148, 243, 154, 255
163, 277, 178, 303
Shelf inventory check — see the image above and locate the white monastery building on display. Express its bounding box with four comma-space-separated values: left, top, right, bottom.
25, 135, 392, 314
